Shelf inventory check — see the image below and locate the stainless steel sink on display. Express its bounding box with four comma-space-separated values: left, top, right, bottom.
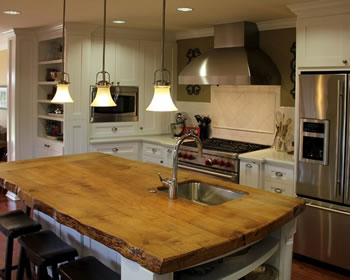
157, 181, 246, 206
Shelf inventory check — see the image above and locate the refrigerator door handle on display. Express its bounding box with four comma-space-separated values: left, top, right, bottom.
305, 202, 350, 216
345, 76, 350, 202
335, 79, 344, 197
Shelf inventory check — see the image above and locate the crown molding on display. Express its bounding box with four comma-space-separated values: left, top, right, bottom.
288, 0, 350, 17
257, 18, 296, 31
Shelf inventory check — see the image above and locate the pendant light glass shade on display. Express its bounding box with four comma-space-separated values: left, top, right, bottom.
146, 85, 177, 112
90, 0, 116, 107
146, 0, 177, 112
51, 0, 74, 104
90, 84, 116, 107
51, 83, 73, 103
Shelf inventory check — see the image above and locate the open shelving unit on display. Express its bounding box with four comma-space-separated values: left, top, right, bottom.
35, 36, 65, 157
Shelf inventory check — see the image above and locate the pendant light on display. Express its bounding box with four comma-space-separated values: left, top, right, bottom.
90, 0, 116, 107
146, 0, 178, 112
51, 0, 74, 103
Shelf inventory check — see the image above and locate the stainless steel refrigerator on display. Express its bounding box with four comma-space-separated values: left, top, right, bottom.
295, 72, 350, 270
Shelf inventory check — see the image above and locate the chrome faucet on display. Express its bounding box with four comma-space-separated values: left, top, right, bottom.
159, 133, 203, 200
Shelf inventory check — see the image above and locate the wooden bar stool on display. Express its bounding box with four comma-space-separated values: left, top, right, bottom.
17, 230, 78, 280
58, 256, 121, 280
0, 209, 42, 280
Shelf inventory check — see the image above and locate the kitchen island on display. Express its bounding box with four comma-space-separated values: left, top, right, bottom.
0, 153, 304, 279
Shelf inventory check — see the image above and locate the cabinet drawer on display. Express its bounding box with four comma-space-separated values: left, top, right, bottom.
90, 123, 139, 138
142, 143, 164, 158
89, 142, 139, 161
264, 165, 293, 182
264, 181, 293, 197
143, 155, 165, 166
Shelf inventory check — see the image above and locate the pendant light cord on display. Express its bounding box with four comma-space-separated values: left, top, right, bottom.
61, 0, 66, 80
102, 0, 107, 82
161, 0, 166, 81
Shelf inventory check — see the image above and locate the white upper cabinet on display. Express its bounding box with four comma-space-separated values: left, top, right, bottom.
297, 14, 350, 68
116, 39, 139, 86
138, 41, 176, 135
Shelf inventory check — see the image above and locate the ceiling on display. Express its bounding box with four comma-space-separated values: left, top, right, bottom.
0, 0, 313, 33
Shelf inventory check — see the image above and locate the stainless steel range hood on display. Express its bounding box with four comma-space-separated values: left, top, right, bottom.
178, 22, 281, 86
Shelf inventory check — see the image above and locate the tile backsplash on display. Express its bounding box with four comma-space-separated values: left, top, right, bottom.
176, 85, 282, 145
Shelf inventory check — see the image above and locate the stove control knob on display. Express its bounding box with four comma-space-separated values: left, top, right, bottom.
188, 154, 194, 160
219, 160, 225, 166
179, 152, 183, 158
183, 154, 188, 159
205, 159, 213, 166
212, 159, 218, 165
226, 161, 231, 167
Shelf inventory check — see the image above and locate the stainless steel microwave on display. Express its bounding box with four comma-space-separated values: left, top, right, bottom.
90, 85, 138, 123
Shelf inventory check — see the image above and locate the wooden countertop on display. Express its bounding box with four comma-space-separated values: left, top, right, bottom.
0, 153, 305, 274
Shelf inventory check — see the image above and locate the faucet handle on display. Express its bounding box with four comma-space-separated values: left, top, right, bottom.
158, 173, 172, 188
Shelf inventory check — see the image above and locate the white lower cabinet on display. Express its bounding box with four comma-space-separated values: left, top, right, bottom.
89, 142, 140, 161
239, 159, 294, 196
239, 160, 262, 189
142, 143, 174, 167
34, 138, 64, 158
263, 164, 294, 197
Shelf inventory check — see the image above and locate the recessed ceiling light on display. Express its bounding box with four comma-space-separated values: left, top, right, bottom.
112, 20, 126, 24
176, 7, 193, 12
3, 10, 21, 15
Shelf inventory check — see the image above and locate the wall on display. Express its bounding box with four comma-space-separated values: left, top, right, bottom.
260, 28, 296, 107
0, 49, 8, 128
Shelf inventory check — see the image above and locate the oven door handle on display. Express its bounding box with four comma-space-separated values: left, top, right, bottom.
178, 164, 237, 181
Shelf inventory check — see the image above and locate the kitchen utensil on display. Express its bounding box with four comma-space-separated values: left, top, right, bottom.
194, 115, 203, 126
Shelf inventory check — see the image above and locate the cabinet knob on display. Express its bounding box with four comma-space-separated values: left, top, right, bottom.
44, 144, 50, 148
167, 149, 172, 153
160, 160, 164, 164
275, 172, 283, 177
152, 148, 157, 153
246, 163, 253, 168
112, 148, 119, 152
112, 127, 118, 132
274, 188, 283, 194
343, 59, 348, 64
140, 127, 143, 130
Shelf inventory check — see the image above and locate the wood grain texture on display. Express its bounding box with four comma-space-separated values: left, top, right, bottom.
0, 153, 305, 274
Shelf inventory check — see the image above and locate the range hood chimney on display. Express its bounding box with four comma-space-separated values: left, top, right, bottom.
178, 22, 281, 86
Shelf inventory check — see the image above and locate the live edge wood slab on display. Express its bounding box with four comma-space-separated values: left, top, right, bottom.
0, 153, 305, 274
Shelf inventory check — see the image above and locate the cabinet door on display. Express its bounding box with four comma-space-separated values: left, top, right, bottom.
138, 41, 174, 135
116, 39, 139, 86
297, 14, 350, 67
164, 147, 174, 168
239, 161, 261, 188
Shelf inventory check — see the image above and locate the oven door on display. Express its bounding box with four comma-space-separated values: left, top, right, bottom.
90, 86, 138, 122
178, 163, 238, 183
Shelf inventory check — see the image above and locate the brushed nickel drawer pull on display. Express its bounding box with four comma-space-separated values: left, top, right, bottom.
112, 148, 119, 152
167, 149, 172, 153
275, 172, 283, 177
112, 127, 118, 132
246, 163, 253, 168
274, 188, 283, 194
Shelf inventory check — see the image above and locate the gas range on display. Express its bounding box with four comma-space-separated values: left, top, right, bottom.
178, 138, 269, 183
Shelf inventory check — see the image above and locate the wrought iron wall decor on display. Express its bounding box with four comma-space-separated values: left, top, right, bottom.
186, 48, 201, 63
186, 85, 201, 95
290, 42, 296, 99
185, 48, 202, 95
